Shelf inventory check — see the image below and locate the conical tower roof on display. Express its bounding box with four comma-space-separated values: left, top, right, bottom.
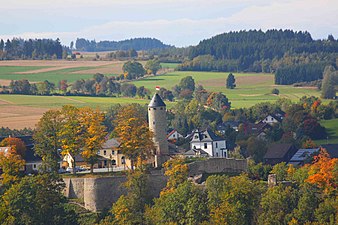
148, 93, 166, 108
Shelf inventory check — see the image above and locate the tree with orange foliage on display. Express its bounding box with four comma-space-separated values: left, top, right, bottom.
0, 137, 26, 158
302, 138, 318, 149
306, 149, 338, 193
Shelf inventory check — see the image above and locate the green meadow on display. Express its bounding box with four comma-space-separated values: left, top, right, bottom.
0, 66, 98, 83
316, 118, 338, 145
0, 63, 323, 109
131, 71, 321, 108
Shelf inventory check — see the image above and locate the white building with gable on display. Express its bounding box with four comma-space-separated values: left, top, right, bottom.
189, 129, 227, 158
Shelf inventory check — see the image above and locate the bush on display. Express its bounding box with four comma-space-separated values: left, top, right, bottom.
271, 88, 280, 95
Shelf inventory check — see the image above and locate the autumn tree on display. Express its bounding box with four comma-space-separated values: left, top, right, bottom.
58, 105, 82, 175
0, 137, 26, 158
114, 104, 155, 170
0, 147, 25, 187
306, 149, 338, 194
161, 157, 188, 194
33, 109, 63, 172
79, 107, 107, 173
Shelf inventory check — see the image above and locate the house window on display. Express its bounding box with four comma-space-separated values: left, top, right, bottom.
112, 150, 115, 155
154, 108, 156, 110
153, 121, 155, 125
204, 143, 207, 149
173, 134, 175, 138
103, 150, 107, 155
216, 152, 219, 157
121, 156, 125, 164
104, 160, 107, 166
148, 108, 151, 111
216, 142, 218, 148
194, 135, 199, 139
160, 107, 163, 110
112, 159, 116, 165
33, 164, 36, 169
204, 135, 207, 138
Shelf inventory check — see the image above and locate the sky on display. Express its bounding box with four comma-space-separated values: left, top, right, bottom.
0, 0, 337, 47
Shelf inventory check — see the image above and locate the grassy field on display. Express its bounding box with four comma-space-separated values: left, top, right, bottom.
131, 71, 321, 108
316, 118, 338, 145
0, 61, 328, 129
0, 60, 125, 84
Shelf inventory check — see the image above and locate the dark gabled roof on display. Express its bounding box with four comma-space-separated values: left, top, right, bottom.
148, 93, 166, 108
24, 148, 42, 163
190, 129, 224, 142
264, 143, 294, 159
321, 144, 338, 158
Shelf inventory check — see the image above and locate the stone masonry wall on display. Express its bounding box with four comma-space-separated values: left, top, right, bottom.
188, 158, 248, 176
64, 158, 247, 212
64, 174, 167, 212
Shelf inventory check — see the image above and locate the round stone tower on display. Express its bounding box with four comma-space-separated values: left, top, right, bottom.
148, 93, 169, 167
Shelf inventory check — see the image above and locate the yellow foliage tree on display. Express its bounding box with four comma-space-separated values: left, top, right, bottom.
58, 105, 82, 175
79, 107, 107, 173
0, 147, 25, 187
161, 157, 188, 195
114, 104, 155, 170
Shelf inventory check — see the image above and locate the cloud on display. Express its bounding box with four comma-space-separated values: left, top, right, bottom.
0, 0, 337, 46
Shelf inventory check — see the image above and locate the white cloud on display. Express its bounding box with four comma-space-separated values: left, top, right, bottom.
0, 0, 337, 46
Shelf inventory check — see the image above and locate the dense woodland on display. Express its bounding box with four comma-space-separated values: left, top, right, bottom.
0, 38, 66, 60
75, 38, 171, 52
176, 30, 338, 84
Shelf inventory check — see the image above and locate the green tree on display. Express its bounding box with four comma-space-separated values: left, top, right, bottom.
226, 73, 236, 89
179, 76, 195, 92
321, 65, 337, 99
0, 174, 78, 225
271, 162, 288, 181
145, 60, 162, 75
122, 61, 145, 80
111, 170, 149, 225
146, 181, 208, 225
207, 174, 263, 225
33, 109, 63, 172
258, 185, 298, 225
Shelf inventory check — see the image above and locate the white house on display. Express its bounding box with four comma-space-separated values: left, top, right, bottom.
190, 129, 227, 158
261, 113, 284, 125
167, 129, 183, 141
